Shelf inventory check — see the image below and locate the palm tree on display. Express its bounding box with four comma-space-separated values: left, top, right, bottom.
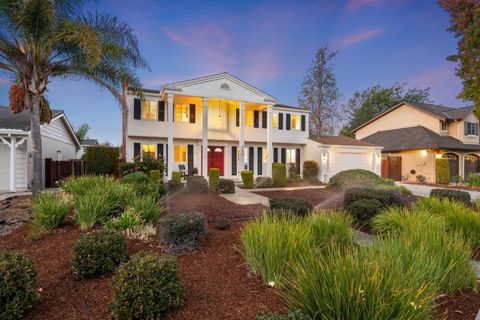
0, 0, 149, 195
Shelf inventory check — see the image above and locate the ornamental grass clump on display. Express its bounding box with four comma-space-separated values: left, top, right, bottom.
127, 195, 162, 224
74, 189, 121, 229
61, 175, 118, 197
158, 212, 208, 254
30, 191, 71, 231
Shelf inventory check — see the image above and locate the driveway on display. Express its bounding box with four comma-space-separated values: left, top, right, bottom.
398, 183, 480, 200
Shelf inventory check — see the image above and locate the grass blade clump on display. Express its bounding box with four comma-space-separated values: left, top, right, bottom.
372, 206, 445, 235
61, 175, 118, 197
31, 191, 71, 231
127, 195, 163, 224
74, 190, 119, 229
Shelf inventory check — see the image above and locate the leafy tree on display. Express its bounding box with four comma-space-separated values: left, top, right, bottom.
439, 0, 480, 116
75, 123, 90, 145
298, 45, 341, 137
340, 84, 431, 137
0, 0, 148, 195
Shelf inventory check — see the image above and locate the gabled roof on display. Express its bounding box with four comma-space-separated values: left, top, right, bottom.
82, 138, 99, 146
361, 125, 480, 152
309, 135, 378, 147
353, 101, 475, 132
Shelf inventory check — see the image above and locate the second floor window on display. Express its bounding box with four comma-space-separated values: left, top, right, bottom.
175, 104, 189, 122
245, 110, 254, 127
465, 122, 479, 136
440, 121, 448, 132
291, 115, 301, 130
142, 100, 157, 120
272, 114, 278, 128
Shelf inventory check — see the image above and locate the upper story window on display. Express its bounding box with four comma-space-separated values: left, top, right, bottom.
465, 122, 479, 136
175, 104, 189, 122
272, 114, 278, 129
142, 144, 156, 158
291, 115, 301, 130
440, 121, 448, 132
142, 100, 157, 120
244, 110, 254, 127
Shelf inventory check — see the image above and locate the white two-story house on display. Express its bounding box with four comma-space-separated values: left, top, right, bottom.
126, 73, 382, 181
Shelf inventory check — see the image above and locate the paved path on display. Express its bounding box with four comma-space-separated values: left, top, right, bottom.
0, 191, 31, 202
220, 187, 270, 206
398, 183, 480, 200
249, 185, 326, 193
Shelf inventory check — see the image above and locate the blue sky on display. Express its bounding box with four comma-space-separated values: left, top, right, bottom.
0, 0, 465, 144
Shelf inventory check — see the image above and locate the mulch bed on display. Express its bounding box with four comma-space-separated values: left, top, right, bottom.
253, 188, 344, 209
0, 196, 31, 236
433, 289, 480, 320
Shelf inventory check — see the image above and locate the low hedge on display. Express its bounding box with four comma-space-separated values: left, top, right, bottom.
71, 230, 129, 279
85, 146, 119, 175
430, 188, 471, 204
241, 171, 254, 189
209, 168, 220, 190
328, 169, 394, 190
269, 198, 313, 217
110, 252, 183, 319
272, 163, 287, 187
158, 212, 208, 254
120, 172, 151, 185
186, 176, 208, 193
0, 251, 38, 319
435, 158, 450, 184
218, 178, 235, 194
302, 160, 319, 180
172, 171, 182, 183
347, 198, 384, 225
344, 188, 405, 208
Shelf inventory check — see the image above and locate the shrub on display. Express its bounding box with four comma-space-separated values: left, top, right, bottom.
30, 191, 71, 231
467, 173, 480, 187
255, 177, 273, 188
241, 170, 254, 188
85, 146, 119, 175
288, 163, 300, 180
186, 176, 208, 193
272, 163, 287, 187
128, 195, 162, 224
430, 188, 471, 204
131, 180, 162, 200
71, 230, 128, 279
435, 158, 450, 184
120, 171, 151, 185
256, 310, 311, 320
74, 189, 123, 229
217, 178, 235, 194
158, 212, 208, 254
269, 198, 313, 217
416, 175, 426, 184
344, 187, 405, 208
209, 168, 220, 190
328, 169, 394, 190
372, 207, 445, 236
0, 251, 38, 319
110, 252, 183, 320
214, 217, 231, 230
120, 154, 165, 177
302, 160, 319, 180
149, 169, 161, 182
106, 209, 142, 231
61, 175, 118, 197
347, 198, 384, 225
172, 171, 182, 183
166, 179, 183, 193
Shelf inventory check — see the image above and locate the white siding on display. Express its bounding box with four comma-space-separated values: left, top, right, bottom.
0, 141, 28, 192
15, 143, 28, 190
0, 144, 9, 191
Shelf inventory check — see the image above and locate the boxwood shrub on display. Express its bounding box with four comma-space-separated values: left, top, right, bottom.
217, 178, 235, 194
0, 251, 38, 320
468, 173, 480, 187
149, 169, 161, 182
166, 179, 183, 193
347, 198, 384, 225
186, 176, 209, 193
120, 171, 151, 184
158, 212, 208, 254
209, 168, 220, 190
430, 188, 471, 204
328, 169, 394, 190
302, 160, 319, 180
172, 171, 182, 183
344, 188, 405, 208
110, 252, 183, 320
269, 198, 313, 217
255, 177, 273, 188
435, 158, 451, 185
241, 170, 254, 188
272, 163, 287, 187
71, 230, 129, 279
85, 146, 119, 175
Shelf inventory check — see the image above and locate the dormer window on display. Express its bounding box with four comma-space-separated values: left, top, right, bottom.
440, 121, 448, 132
465, 121, 479, 136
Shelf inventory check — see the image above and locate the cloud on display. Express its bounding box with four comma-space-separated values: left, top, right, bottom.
243, 47, 279, 83
0, 76, 9, 86
346, 0, 383, 12
334, 28, 385, 49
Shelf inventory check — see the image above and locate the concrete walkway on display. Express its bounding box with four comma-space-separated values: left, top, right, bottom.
220, 187, 270, 206
249, 185, 326, 193
398, 183, 480, 200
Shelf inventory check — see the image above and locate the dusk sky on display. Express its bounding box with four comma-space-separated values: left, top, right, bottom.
0, 0, 466, 144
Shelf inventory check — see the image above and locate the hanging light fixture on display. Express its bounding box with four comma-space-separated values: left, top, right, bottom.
217, 99, 222, 121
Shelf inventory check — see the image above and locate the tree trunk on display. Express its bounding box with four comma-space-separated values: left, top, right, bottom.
121, 80, 127, 160
30, 94, 43, 195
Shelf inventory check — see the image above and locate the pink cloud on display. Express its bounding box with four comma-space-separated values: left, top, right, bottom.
243, 47, 279, 83
334, 28, 385, 49
346, 0, 383, 12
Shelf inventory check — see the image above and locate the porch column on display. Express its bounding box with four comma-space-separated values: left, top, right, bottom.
202, 97, 209, 178
266, 104, 273, 177
239, 101, 245, 171
167, 93, 174, 179
10, 136, 16, 192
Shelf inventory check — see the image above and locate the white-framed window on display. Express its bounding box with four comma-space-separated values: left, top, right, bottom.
142, 144, 156, 158
142, 100, 157, 120
465, 122, 479, 136
291, 115, 301, 130
175, 104, 189, 122
174, 145, 187, 162
440, 121, 448, 132
286, 149, 296, 164
244, 147, 249, 164
244, 110, 253, 127
272, 114, 278, 129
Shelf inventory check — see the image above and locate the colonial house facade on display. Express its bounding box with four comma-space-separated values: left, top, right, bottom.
126, 73, 381, 181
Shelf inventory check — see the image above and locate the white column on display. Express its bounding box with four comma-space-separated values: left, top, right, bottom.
266, 104, 273, 177
321, 150, 329, 183
10, 137, 16, 192
202, 97, 209, 178
239, 101, 245, 171
167, 93, 174, 179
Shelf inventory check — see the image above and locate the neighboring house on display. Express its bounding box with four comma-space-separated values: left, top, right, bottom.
126, 72, 381, 182
354, 101, 480, 183
0, 106, 80, 192
76, 138, 99, 159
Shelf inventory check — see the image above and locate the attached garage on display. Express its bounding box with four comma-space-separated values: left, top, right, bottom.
304, 136, 382, 182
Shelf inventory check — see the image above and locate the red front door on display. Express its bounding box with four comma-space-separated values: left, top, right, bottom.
208, 146, 224, 176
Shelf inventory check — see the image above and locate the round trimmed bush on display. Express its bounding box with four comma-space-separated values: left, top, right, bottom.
158, 212, 208, 254
217, 178, 235, 194
120, 171, 151, 185
72, 230, 129, 279
255, 177, 273, 188
186, 176, 208, 193
269, 198, 314, 217
347, 198, 384, 225
0, 251, 38, 319
110, 252, 183, 320
302, 160, 319, 180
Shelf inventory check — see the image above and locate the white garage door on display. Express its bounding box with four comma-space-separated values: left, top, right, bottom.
0, 144, 10, 191
329, 152, 373, 178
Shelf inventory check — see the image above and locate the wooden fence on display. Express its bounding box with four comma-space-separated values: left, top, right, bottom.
45, 158, 86, 188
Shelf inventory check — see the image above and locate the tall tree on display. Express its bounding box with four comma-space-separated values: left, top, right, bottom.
298, 45, 341, 137
0, 0, 148, 194
74, 123, 90, 150
340, 83, 431, 137
440, 0, 480, 115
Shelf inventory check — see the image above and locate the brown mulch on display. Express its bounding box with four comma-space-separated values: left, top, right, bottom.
0, 196, 32, 236
0, 192, 283, 320
253, 188, 344, 209
433, 289, 480, 320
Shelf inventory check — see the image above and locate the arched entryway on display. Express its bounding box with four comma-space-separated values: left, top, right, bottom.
464, 154, 480, 179
442, 153, 459, 182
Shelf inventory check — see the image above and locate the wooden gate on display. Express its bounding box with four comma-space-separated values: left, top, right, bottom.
381, 156, 402, 181
45, 158, 86, 188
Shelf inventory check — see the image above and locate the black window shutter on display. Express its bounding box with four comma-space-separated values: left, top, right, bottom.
286, 113, 291, 130
281, 148, 286, 164
257, 147, 263, 175
187, 144, 194, 174
189, 104, 196, 124
134, 98, 141, 120
295, 148, 301, 174
236, 109, 239, 127
254, 110, 259, 128
133, 143, 141, 158
262, 111, 267, 128
157, 144, 162, 158
158, 101, 165, 121
278, 113, 284, 130
301, 115, 306, 131
273, 148, 278, 163
231, 146, 237, 176
249, 147, 254, 171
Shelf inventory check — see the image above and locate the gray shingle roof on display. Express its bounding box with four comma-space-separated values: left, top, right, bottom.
0, 106, 63, 131
309, 136, 377, 147
361, 126, 480, 152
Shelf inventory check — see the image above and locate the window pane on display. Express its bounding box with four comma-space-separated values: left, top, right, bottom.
175, 104, 189, 122
174, 145, 187, 162
272, 114, 278, 128
245, 110, 253, 127
142, 144, 155, 158
292, 115, 300, 130
142, 101, 157, 120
